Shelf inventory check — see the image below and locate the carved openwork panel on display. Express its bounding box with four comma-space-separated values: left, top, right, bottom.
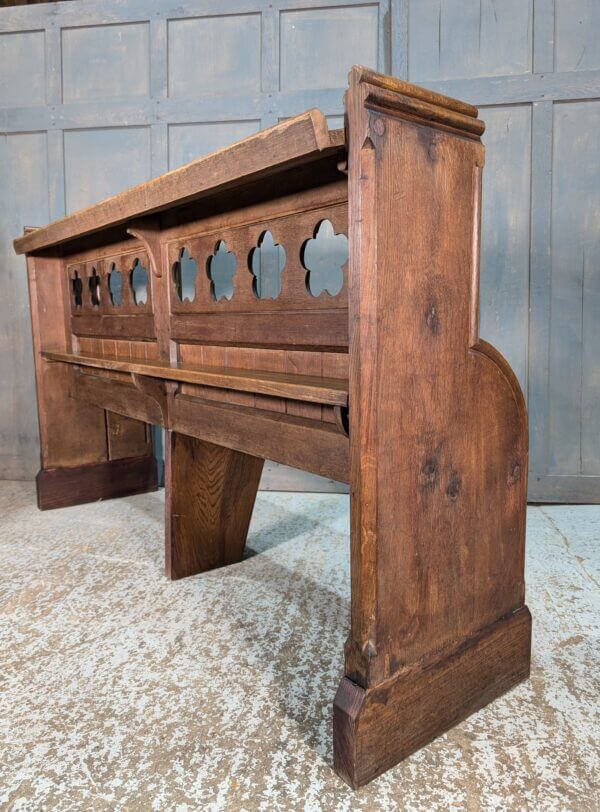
166, 202, 348, 314
68, 251, 153, 317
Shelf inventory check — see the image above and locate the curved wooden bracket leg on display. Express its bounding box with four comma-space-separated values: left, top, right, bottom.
164, 431, 264, 580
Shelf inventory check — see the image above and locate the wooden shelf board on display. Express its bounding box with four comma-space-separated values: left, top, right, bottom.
43, 350, 348, 407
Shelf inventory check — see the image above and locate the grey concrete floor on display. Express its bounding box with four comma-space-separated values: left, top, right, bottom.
0, 481, 598, 811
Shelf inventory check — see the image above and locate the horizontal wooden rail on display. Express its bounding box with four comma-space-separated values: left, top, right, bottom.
44, 350, 348, 406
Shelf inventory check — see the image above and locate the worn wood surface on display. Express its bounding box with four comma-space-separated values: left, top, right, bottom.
44, 351, 348, 406
14, 112, 344, 255
334, 606, 532, 788
164, 432, 264, 579
336, 65, 530, 784
36, 454, 158, 510
18, 65, 533, 787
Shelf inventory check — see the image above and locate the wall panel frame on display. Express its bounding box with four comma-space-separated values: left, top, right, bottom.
1, 0, 599, 501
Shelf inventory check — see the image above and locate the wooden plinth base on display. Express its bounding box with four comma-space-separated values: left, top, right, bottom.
333, 606, 531, 788
36, 455, 158, 510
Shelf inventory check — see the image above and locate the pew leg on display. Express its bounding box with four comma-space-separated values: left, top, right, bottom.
164, 431, 264, 580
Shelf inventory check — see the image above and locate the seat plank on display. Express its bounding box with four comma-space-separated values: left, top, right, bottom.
43, 350, 348, 407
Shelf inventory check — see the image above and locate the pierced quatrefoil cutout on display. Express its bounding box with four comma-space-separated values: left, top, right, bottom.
301, 219, 348, 297
88, 267, 101, 307
172, 247, 198, 303
249, 231, 285, 300
130, 258, 148, 306
71, 270, 83, 308
107, 263, 122, 307
207, 241, 235, 301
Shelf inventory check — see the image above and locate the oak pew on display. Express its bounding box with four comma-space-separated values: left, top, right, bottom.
14, 66, 530, 788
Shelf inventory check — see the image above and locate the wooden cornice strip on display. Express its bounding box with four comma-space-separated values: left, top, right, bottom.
353, 65, 479, 119
43, 350, 349, 406
14, 110, 345, 256
364, 85, 485, 138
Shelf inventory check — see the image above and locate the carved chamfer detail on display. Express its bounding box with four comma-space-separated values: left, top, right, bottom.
88, 266, 101, 307
249, 230, 285, 300
71, 269, 83, 308
207, 241, 236, 302
107, 262, 122, 307
130, 257, 148, 306
302, 219, 348, 297
172, 247, 198, 303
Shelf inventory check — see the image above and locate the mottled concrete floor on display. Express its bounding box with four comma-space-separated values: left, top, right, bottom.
0, 481, 598, 811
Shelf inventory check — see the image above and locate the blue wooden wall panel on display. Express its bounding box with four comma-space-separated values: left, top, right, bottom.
0, 132, 48, 478
408, 0, 532, 81
62, 22, 150, 103
0, 0, 598, 501
555, 0, 600, 72
168, 15, 262, 97
279, 5, 379, 90
480, 105, 532, 395
0, 30, 45, 106
64, 126, 152, 212
168, 120, 260, 169
549, 100, 600, 475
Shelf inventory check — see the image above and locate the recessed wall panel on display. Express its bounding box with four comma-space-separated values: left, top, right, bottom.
62, 23, 150, 102
408, 0, 532, 81
279, 6, 378, 91
64, 127, 151, 213
0, 30, 45, 107
168, 15, 261, 98
549, 101, 600, 474
168, 120, 260, 170
0, 132, 48, 477
555, 0, 600, 72
480, 106, 532, 395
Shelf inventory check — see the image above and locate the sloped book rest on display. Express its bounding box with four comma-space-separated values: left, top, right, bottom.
14, 67, 531, 788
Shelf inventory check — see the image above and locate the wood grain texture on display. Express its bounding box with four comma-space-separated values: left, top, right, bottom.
333, 606, 531, 788
164, 431, 264, 580
36, 454, 158, 510
44, 351, 348, 406
14, 112, 344, 255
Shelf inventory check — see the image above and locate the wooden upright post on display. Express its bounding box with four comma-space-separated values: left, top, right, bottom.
333, 67, 531, 787
26, 250, 157, 509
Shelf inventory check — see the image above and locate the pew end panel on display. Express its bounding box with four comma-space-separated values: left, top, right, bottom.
333, 66, 530, 787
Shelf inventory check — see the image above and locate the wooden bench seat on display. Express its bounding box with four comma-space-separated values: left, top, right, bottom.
17, 67, 530, 789
43, 351, 348, 406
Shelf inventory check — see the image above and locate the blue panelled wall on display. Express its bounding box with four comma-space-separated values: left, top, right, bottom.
1, 0, 599, 501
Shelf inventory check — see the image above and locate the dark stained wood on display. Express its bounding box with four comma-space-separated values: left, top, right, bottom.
164, 432, 264, 580
26, 253, 109, 470
44, 350, 349, 406
171, 310, 348, 350
173, 394, 349, 483
106, 412, 151, 460
333, 606, 531, 788
36, 455, 158, 510
72, 370, 163, 426
17, 67, 530, 788
14, 112, 345, 255
71, 314, 156, 340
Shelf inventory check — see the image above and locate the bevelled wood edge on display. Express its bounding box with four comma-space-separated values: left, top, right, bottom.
350, 65, 479, 118
36, 454, 158, 510
333, 606, 531, 788
14, 110, 344, 256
